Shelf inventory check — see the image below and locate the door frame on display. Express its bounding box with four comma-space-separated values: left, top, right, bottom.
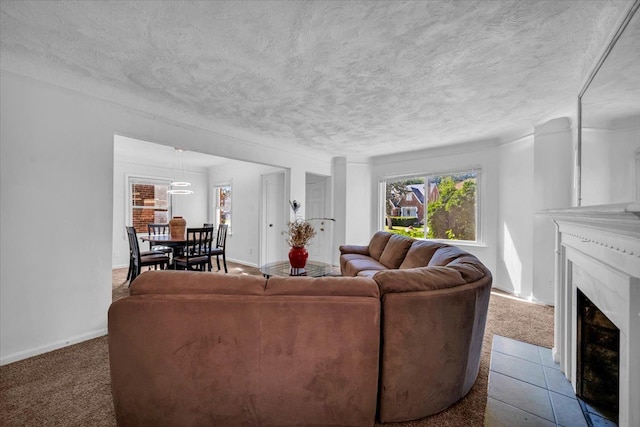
260, 170, 288, 266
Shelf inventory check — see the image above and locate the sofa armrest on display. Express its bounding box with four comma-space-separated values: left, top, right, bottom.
339, 244, 370, 256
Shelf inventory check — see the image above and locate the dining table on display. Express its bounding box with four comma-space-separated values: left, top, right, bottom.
140, 234, 187, 268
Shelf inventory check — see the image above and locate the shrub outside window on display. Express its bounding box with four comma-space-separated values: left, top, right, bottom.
129, 177, 171, 234
383, 171, 479, 242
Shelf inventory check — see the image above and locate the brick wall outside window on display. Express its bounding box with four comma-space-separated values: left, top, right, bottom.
130, 181, 170, 233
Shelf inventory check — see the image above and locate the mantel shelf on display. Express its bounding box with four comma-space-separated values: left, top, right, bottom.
538, 203, 640, 238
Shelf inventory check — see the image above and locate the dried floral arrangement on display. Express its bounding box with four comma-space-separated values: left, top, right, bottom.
283, 200, 334, 248
285, 219, 317, 248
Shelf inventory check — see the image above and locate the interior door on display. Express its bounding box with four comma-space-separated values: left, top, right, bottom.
261, 171, 286, 265
306, 176, 331, 263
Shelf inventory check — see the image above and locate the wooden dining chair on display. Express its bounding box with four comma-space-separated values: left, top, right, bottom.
210, 224, 229, 273
174, 227, 214, 271
147, 223, 173, 255
126, 226, 170, 284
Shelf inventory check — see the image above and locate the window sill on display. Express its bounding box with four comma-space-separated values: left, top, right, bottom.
421, 238, 488, 249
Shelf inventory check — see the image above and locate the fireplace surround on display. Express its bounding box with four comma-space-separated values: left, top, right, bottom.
545, 203, 640, 427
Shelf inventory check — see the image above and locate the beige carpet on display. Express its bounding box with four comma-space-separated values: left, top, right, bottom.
0, 263, 553, 426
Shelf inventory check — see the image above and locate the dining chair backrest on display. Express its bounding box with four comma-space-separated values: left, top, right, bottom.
203, 223, 215, 229
148, 223, 169, 236
147, 223, 171, 252
186, 227, 214, 257
215, 224, 229, 250
126, 226, 142, 261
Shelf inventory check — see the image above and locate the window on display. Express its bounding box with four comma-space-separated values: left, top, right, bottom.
213, 184, 231, 231
129, 177, 171, 233
382, 170, 479, 242
401, 206, 418, 217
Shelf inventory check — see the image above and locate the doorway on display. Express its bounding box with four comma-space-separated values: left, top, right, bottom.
306, 173, 332, 264
261, 171, 286, 265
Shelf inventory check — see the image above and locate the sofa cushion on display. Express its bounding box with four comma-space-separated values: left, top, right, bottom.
447, 256, 488, 283
368, 231, 393, 261
343, 258, 387, 277
379, 234, 414, 268
266, 276, 379, 298
340, 253, 372, 274
399, 240, 444, 269
428, 246, 468, 267
130, 270, 266, 295
373, 267, 467, 294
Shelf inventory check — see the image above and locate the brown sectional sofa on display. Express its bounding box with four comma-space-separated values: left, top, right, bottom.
108, 232, 492, 426
340, 231, 492, 423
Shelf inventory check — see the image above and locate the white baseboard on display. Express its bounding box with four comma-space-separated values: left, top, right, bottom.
0, 328, 108, 366
226, 257, 258, 268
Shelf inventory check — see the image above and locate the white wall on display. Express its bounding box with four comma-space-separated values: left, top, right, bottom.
0, 71, 331, 365
1, 73, 113, 365
112, 139, 209, 269
497, 137, 534, 298
332, 158, 373, 265
495, 119, 573, 304
531, 119, 573, 304
208, 161, 283, 267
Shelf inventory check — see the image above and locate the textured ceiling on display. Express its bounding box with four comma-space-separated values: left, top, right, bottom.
0, 0, 632, 160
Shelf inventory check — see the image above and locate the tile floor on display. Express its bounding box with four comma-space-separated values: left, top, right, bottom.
485, 335, 617, 427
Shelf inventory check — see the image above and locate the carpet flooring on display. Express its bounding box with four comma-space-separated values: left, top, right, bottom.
0, 263, 554, 426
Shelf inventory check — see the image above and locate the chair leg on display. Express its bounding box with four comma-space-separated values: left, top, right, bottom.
222, 254, 228, 273
216, 256, 221, 271
129, 265, 138, 286
126, 258, 133, 281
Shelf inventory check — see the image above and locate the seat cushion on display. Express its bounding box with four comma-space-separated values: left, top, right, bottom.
343, 257, 387, 277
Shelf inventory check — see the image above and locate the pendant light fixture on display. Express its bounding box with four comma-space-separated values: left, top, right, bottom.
168, 147, 194, 195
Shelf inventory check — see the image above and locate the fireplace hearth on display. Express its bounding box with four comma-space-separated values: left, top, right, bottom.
544, 203, 640, 427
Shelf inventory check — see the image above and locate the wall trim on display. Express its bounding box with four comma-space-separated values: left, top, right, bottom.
0, 328, 108, 366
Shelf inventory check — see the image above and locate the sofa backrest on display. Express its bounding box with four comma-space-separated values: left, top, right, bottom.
362, 232, 491, 293
378, 234, 414, 268
368, 231, 392, 260
399, 239, 444, 269
130, 270, 266, 295
130, 270, 379, 299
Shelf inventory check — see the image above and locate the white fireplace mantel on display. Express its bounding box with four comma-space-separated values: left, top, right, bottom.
542, 203, 640, 427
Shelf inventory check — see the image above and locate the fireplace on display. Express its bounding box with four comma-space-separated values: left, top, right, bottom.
577, 289, 619, 422
544, 203, 640, 427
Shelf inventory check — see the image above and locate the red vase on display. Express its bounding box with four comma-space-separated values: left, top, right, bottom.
288, 246, 308, 269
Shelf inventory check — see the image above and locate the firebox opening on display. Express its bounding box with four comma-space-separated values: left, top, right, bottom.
576, 289, 620, 424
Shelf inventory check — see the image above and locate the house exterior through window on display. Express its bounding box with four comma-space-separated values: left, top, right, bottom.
129, 177, 171, 234
382, 170, 479, 242
213, 184, 232, 231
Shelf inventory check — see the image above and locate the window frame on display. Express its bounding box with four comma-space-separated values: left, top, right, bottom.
127, 175, 173, 235
212, 182, 232, 233
379, 167, 483, 245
